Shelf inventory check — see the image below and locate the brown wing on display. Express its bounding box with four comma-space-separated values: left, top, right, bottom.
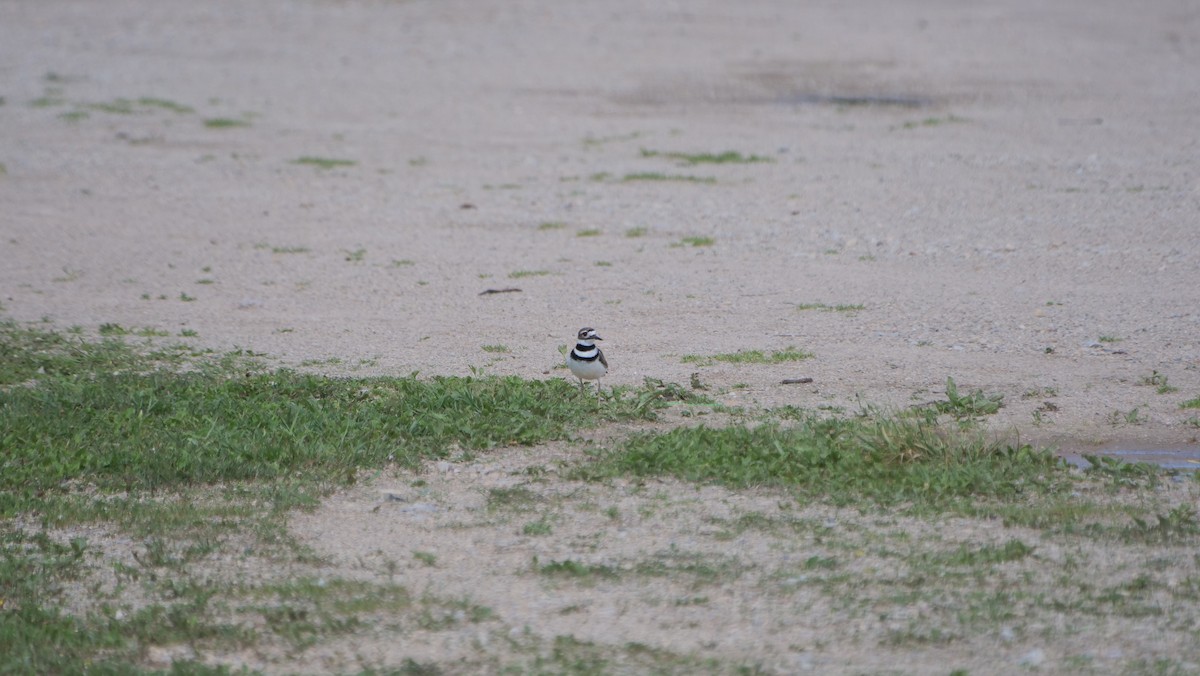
598, 348, 609, 370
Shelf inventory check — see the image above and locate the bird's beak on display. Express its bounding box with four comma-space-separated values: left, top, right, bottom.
593, 335, 604, 341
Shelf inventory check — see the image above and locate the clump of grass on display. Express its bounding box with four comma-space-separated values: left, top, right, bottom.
135, 97, 194, 114
900, 115, 967, 129
675, 236, 715, 247
84, 97, 194, 115
681, 346, 812, 366
794, 302, 865, 312
487, 487, 541, 511
918, 539, 1035, 567
538, 221, 567, 231
639, 149, 773, 165
292, 156, 356, 169
1107, 407, 1145, 426
1098, 335, 1121, 344
576, 228, 602, 237
621, 172, 716, 184
1178, 396, 1200, 410
537, 559, 619, 581
271, 246, 309, 254
509, 269, 552, 279
1138, 370, 1177, 394
930, 377, 1004, 418
481, 344, 509, 353
1120, 506, 1200, 544
203, 117, 249, 129
624, 227, 648, 238
580, 410, 1065, 508
523, 518, 553, 536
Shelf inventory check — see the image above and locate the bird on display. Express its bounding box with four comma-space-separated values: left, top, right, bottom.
567, 327, 608, 392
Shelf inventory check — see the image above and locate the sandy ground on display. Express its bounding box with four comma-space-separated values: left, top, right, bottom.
3, 0, 1199, 452
3, 0, 1200, 672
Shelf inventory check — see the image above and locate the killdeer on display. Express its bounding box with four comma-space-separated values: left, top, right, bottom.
567, 327, 608, 391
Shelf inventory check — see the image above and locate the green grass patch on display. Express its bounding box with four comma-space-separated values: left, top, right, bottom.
639, 149, 773, 165
134, 97, 194, 114
537, 221, 567, 231
523, 517, 554, 536
675, 236, 715, 247
916, 539, 1035, 567
203, 117, 250, 129
84, 97, 194, 115
621, 172, 716, 184
579, 410, 1067, 509
900, 115, 967, 129
0, 322, 668, 512
509, 269, 552, 279
537, 558, 620, 581
576, 228, 602, 237
487, 487, 541, 511
292, 156, 356, 169
681, 346, 812, 366
1180, 397, 1200, 410
794, 302, 865, 312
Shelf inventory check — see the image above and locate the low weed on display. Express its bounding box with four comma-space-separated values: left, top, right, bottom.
1084, 455, 1161, 488
794, 302, 865, 312
681, 346, 812, 366
931, 377, 1004, 418
639, 149, 773, 165
536, 558, 619, 581
292, 156, 356, 169
1139, 370, 1178, 394
621, 172, 716, 184
203, 117, 249, 129
1120, 506, 1200, 544
509, 269, 552, 279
